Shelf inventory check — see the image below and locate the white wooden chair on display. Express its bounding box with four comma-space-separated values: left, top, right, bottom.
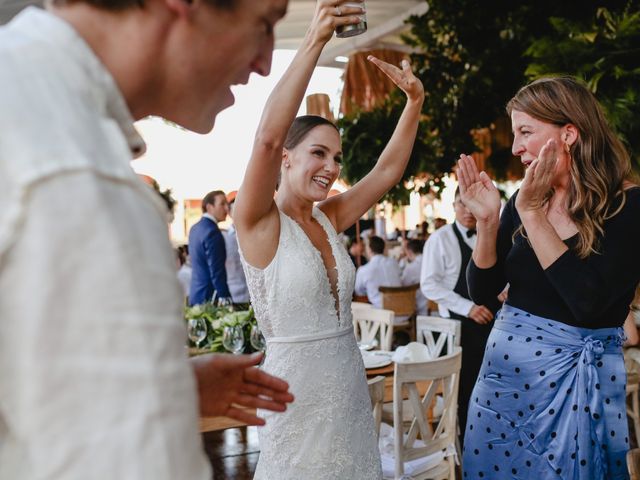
389, 348, 461, 480
352, 301, 373, 312
352, 307, 394, 352
367, 375, 386, 439
416, 316, 461, 358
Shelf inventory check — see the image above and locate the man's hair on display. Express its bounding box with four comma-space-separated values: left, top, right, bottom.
368, 236, 385, 255
52, 0, 236, 11
406, 239, 424, 255
201, 190, 225, 213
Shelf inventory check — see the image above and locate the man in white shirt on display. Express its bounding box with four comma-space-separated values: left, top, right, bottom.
401, 239, 427, 315
420, 187, 501, 442
0, 0, 292, 478
224, 193, 250, 304
355, 236, 402, 309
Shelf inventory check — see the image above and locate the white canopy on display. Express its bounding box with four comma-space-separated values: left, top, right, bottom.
1, 0, 428, 68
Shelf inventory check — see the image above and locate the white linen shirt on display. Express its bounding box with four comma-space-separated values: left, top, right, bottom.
224, 225, 250, 303
354, 254, 402, 308
420, 221, 476, 318
0, 8, 210, 480
401, 254, 427, 315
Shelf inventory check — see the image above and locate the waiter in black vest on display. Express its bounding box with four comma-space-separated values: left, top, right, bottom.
420, 187, 501, 443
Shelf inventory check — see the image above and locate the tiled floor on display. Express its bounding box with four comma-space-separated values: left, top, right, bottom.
202, 427, 259, 479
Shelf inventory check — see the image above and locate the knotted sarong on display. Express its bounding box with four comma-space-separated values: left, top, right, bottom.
463, 305, 629, 479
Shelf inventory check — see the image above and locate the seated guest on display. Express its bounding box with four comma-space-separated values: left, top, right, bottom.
176, 245, 192, 299
354, 236, 402, 309
401, 239, 427, 315
348, 237, 367, 267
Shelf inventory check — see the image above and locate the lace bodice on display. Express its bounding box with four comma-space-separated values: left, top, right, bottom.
241, 207, 355, 339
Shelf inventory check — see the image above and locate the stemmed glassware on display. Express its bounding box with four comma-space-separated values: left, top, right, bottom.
187, 318, 208, 349
250, 325, 266, 352
222, 325, 245, 354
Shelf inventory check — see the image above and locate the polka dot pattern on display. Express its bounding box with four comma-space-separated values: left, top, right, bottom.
463, 305, 629, 479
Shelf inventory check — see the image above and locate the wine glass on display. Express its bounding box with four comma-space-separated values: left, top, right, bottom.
187, 318, 208, 349
222, 325, 245, 354
250, 325, 266, 352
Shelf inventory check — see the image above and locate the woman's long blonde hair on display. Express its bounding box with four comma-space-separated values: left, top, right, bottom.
507, 76, 633, 258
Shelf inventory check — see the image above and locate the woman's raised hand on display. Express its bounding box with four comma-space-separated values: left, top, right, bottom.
367, 56, 424, 103
515, 138, 557, 215
308, 0, 365, 45
457, 154, 501, 224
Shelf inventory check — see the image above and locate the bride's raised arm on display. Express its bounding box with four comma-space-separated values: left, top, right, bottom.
319, 57, 424, 233
234, 1, 364, 265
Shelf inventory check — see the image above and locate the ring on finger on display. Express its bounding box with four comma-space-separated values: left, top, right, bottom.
335, 6, 341, 16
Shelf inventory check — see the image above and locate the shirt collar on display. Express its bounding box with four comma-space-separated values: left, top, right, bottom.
14, 7, 146, 158
455, 220, 473, 236
203, 213, 218, 224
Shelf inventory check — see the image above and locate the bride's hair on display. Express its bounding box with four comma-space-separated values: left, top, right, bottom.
284, 115, 339, 150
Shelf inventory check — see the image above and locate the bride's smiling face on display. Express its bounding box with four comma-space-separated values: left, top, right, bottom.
282, 125, 342, 202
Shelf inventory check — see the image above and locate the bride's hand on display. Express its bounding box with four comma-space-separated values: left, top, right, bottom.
308, 0, 365, 45
367, 56, 424, 103
457, 154, 501, 225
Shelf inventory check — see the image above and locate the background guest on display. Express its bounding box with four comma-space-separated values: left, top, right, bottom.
355, 235, 402, 309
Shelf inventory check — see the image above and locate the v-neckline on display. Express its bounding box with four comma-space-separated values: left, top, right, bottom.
281, 208, 342, 325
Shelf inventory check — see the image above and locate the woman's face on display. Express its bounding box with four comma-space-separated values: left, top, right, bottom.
511, 110, 572, 177
283, 125, 342, 202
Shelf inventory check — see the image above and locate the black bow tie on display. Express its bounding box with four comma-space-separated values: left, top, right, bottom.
466, 229, 477, 238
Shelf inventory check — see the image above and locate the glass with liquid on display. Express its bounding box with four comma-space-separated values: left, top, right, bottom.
336, 1, 367, 38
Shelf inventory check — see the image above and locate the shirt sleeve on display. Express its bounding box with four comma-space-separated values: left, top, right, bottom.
0, 171, 210, 479
354, 265, 367, 296
421, 231, 474, 317
203, 227, 231, 299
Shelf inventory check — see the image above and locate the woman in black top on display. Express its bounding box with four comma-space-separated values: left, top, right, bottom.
458, 76, 639, 479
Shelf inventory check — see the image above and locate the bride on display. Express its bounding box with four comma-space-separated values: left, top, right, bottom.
234, 1, 424, 478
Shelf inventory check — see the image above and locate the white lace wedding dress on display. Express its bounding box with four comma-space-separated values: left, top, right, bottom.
241, 207, 382, 480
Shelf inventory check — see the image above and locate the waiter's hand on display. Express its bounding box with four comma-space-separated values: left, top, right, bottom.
469, 305, 493, 325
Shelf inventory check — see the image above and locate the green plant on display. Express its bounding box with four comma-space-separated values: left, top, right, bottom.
184, 303, 257, 353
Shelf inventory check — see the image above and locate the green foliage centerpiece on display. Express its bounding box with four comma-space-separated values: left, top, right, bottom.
184, 303, 258, 353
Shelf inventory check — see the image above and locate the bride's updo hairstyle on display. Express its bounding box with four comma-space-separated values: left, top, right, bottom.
284, 115, 340, 150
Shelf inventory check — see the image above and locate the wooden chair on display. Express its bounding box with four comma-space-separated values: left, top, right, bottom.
367, 375, 386, 439
352, 307, 394, 351
352, 301, 373, 312
628, 447, 640, 480
389, 348, 462, 480
379, 284, 419, 343
416, 316, 461, 358
625, 349, 640, 444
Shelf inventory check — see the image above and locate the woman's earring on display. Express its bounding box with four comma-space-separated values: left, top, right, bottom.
284, 162, 290, 168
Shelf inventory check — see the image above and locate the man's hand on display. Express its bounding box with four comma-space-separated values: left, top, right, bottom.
191, 352, 294, 426
468, 305, 494, 325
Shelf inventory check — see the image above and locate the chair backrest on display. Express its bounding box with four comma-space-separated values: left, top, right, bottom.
628, 447, 640, 480
379, 284, 419, 316
367, 375, 386, 439
352, 307, 394, 351
416, 316, 461, 358
393, 347, 462, 478
352, 301, 373, 312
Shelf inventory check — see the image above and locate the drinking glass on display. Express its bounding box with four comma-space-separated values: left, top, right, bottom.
187, 318, 208, 349
222, 325, 245, 354
250, 325, 266, 352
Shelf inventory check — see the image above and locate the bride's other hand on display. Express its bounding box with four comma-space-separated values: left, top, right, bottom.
367, 56, 424, 104
308, 0, 365, 45
457, 154, 501, 225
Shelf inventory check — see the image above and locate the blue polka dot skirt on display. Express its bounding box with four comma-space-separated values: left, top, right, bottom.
463, 305, 629, 479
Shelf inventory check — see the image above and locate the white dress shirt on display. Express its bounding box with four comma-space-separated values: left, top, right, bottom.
224, 224, 250, 303
354, 254, 402, 308
401, 254, 427, 315
0, 9, 210, 479
420, 221, 477, 318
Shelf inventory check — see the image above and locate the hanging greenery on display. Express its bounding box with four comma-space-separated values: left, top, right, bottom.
337, 0, 640, 198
